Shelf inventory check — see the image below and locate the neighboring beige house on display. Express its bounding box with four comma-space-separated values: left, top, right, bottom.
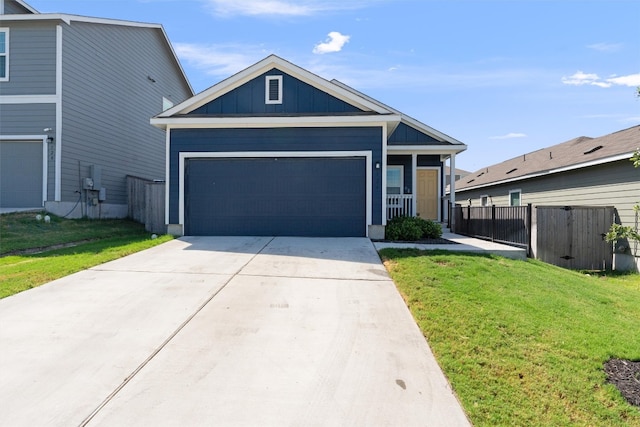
454, 125, 640, 270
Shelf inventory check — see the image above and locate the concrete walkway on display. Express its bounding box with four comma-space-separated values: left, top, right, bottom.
375, 230, 528, 260
0, 237, 471, 427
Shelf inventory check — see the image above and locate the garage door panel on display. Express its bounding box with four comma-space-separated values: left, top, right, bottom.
0, 140, 43, 208
186, 157, 366, 236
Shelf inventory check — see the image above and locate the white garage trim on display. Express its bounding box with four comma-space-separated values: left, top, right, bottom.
0, 135, 48, 206
178, 151, 372, 236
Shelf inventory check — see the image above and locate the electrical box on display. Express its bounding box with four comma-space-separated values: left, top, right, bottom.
90, 165, 102, 189
98, 187, 107, 202
83, 177, 94, 190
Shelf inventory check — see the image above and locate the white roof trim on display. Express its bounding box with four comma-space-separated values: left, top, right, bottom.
387, 145, 467, 155
152, 114, 401, 129
331, 79, 466, 146
13, 0, 38, 14
158, 55, 394, 118
457, 152, 635, 193
0, 13, 160, 29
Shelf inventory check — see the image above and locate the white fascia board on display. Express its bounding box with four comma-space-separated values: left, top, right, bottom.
0, 13, 165, 29
15, 0, 39, 13
158, 54, 393, 118
387, 145, 467, 155
456, 152, 635, 193
151, 114, 401, 129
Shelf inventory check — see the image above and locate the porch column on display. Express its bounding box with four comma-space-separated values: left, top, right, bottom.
412, 153, 417, 216
450, 153, 456, 230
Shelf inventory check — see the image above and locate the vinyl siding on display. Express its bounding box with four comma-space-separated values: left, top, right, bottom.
60, 21, 191, 204
169, 126, 383, 225
190, 69, 363, 115
456, 160, 640, 227
0, 103, 56, 200
0, 22, 56, 95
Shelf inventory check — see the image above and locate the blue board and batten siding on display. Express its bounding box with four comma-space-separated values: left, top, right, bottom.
191, 69, 363, 116
169, 127, 383, 235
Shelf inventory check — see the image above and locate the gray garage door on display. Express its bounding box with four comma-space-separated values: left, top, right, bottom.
0, 140, 43, 208
185, 157, 366, 236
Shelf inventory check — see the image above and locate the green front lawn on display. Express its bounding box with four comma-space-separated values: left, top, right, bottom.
0, 212, 172, 298
380, 248, 640, 427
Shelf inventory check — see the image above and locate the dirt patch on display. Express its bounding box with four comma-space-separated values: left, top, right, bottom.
374, 238, 460, 245
1, 240, 93, 257
604, 358, 640, 408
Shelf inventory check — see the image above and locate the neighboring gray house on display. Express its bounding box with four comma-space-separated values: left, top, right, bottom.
0, 0, 193, 217
455, 125, 640, 269
152, 55, 467, 237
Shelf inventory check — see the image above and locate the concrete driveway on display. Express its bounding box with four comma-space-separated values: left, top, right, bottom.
0, 237, 470, 427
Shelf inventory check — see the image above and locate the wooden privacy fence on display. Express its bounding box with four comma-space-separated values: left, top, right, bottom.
536, 206, 614, 270
127, 175, 165, 235
453, 204, 532, 254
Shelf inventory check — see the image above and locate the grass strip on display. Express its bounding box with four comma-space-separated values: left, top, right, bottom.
380, 248, 640, 427
0, 234, 173, 299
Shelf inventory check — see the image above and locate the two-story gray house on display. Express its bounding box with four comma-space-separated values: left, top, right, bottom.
0, 0, 193, 217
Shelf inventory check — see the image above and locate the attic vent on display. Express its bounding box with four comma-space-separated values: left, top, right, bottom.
265, 75, 283, 104
477, 172, 485, 177
506, 168, 518, 175
583, 145, 603, 155
467, 179, 475, 184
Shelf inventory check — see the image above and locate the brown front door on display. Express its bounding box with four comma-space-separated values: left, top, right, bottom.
416, 169, 438, 220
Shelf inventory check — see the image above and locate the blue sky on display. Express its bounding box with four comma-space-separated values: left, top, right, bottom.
28, 0, 640, 172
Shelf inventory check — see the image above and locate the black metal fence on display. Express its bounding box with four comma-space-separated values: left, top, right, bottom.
452, 204, 532, 255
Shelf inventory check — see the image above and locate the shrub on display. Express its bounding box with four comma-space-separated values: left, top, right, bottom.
419, 218, 442, 239
385, 216, 442, 241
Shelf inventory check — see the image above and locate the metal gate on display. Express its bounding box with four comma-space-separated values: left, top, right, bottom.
536, 206, 614, 270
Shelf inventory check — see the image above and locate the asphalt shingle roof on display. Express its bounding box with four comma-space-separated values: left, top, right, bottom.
457, 125, 640, 191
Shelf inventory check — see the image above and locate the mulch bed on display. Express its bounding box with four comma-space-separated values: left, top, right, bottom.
604, 358, 640, 408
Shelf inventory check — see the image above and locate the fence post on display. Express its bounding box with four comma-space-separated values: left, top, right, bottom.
491, 204, 496, 242
526, 203, 532, 257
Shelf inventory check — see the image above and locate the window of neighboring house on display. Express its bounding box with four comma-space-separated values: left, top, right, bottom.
386, 166, 403, 195
162, 97, 174, 111
0, 29, 8, 81
480, 195, 489, 206
509, 189, 521, 206
265, 75, 283, 104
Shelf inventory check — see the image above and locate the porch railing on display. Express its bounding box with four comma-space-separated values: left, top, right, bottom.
387, 194, 414, 220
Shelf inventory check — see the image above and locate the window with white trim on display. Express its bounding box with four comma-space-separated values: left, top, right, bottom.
509, 190, 521, 206
480, 195, 489, 206
0, 29, 8, 82
265, 75, 283, 104
386, 165, 403, 195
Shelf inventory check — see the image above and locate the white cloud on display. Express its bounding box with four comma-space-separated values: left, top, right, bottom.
605, 73, 640, 87
489, 133, 527, 140
313, 32, 351, 54
203, 0, 382, 17
587, 42, 622, 52
562, 71, 640, 88
561, 71, 602, 86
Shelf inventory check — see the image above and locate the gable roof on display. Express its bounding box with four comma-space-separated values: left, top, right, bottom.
0, 10, 193, 95
157, 55, 394, 120
457, 125, 640, 192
